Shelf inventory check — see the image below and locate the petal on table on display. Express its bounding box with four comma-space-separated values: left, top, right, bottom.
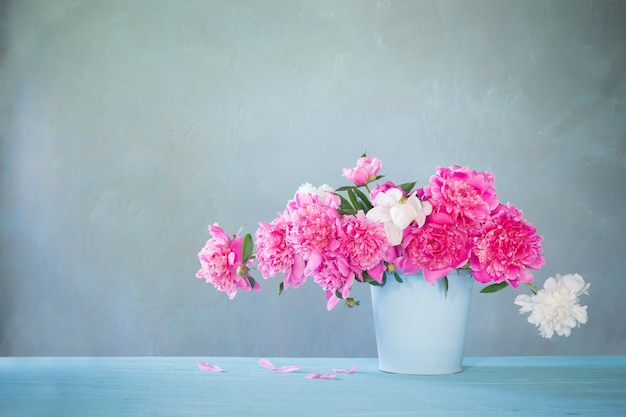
333, 366, 358, 374
259, 358, 301, 373
258, 358, 276, 370
198, 360, 224, 372
273, 365, 301, 373
306, 373, 336, 379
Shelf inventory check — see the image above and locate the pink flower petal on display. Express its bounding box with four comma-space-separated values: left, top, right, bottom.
273, 365, 301, 373
258, 358, 276, 370
198, 360, 224, 372
259, 358, 301, 373
306, 373, 336, 379
258, 358, 279, 371
332, 366, 358, 374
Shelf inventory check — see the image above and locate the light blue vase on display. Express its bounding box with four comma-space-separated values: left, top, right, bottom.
370, 269, 473, 375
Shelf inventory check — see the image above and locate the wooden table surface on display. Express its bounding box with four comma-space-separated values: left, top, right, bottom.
1, 356, 625, 416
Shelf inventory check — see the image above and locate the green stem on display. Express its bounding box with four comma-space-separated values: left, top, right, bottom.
526, 282, 542, 294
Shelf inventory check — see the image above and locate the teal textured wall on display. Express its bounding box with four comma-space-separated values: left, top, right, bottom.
1, 0, 625, 356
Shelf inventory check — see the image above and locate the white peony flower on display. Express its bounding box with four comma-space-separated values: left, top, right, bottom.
296, 182, 318, 196
366, 188, 432, 246
514, 273, 590, 338
296, 183, 334, 199
295, 183, 339, 207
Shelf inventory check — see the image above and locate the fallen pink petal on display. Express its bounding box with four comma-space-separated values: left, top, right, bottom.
259, 358, 301, 373
333, 366, 358, 374
258, 358, 276, 370
197, 360, 224, 372
306, 373, 336, 379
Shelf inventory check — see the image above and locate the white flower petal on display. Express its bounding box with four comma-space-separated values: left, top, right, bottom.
295, 183, 335, 200
296, 183, 316, 195
389, 204, 418, 230
543, 277, 557, 292
383, 221, 403, 246
366, 206, 391, 223
405, 196, 432, 227
422, 200, 433, 215
559, 273, 585, 293
374, 188, 403, 207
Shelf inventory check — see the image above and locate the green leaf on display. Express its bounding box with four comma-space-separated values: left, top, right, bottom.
398, 181, 417, 195
241, 233, 253, 262
337, 208, 358, 215
442, 276, 449, 298
335, 185, 358, 192
347, 189, 360, 211
480, 282, 509, 294
336, 194, 356, 211
394, 272, 403, 283
353, 187, 373, 211
278, 282, 284, 295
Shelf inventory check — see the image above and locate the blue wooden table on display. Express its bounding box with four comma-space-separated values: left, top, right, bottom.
1, 356, 625, 416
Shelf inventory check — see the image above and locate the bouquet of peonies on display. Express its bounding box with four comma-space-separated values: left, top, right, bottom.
196, 155, 589, 338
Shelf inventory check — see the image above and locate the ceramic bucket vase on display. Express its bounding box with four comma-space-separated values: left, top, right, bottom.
370, 269, 474, 375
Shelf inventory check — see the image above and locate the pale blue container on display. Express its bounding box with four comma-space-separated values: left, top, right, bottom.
370, 269, 474, 375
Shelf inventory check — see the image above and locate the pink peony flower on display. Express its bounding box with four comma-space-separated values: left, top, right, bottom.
255, 214, 306, 289
342, 156, 382, 186
338, 211, 389, 273
311, 252, 356, 310
423, 165, 499, 235
470, 204, 545, 287
398, 213, 471, 283
285, 193, 341, 270
196, 224, 259, 299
